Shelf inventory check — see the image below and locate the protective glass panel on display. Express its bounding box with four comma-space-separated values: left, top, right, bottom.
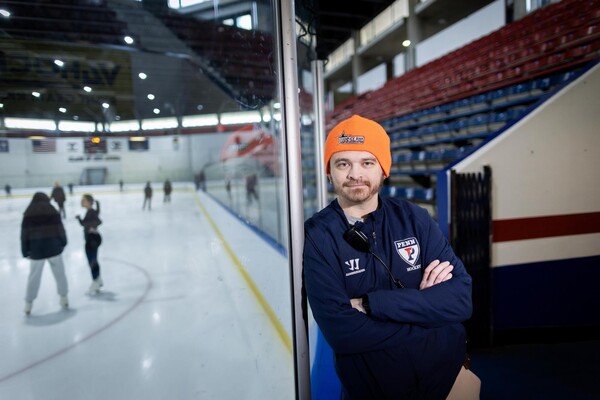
0, 1, 295, 398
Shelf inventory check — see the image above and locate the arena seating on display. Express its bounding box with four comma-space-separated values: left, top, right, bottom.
381, 67, 587, 210
325, 0, 600, 211
159, 13, 275, 105
329, 0, 600, 126
0, 0, 133, 47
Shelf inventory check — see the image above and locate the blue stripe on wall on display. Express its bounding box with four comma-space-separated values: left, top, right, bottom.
311, 327, 342, 400
436, 170, 449, 239
493, 255, 600, 329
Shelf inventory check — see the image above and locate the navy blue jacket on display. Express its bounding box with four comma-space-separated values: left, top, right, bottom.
304, 197, 472, 399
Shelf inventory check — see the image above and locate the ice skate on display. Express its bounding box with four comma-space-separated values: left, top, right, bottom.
60, 296, 69, 309
88, 278, 102, 294
24, 302, 32, 315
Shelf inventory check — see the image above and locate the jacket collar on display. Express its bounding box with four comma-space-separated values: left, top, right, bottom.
330, 195, 385, 224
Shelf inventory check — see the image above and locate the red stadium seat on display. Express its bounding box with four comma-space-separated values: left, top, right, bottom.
327, 0, 599, 131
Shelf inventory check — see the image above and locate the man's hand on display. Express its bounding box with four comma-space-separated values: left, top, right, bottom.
420, 260, 453, 290
350, 298, 366, 314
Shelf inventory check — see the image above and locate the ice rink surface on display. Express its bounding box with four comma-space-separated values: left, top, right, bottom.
0, 185, 295, 399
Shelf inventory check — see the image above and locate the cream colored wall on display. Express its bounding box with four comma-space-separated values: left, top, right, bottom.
0, 133, 228, 187
453, 63, 600, 266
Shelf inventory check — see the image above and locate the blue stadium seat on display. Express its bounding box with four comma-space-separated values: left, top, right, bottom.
453, 98, 471, 110
467, 114, 490, 127
384, 186, 434, 202
490, 111, 511, 123
532, 77, 552, 91
551, 70, 576, 85
440, 148, 459, 159
470, 93, 489, 107
413, 188, 434, 201
392, 153, 412, 163
304, 187, 317, 198
512, 81, 533, 95
438, 123, 453, 134
452, 119, 468, 131
487, 87, 508, 103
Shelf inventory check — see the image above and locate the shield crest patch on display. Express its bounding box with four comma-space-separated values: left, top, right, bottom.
395, 237, 420, 266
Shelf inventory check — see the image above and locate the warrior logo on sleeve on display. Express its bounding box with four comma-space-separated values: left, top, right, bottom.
395, 237, 420, 267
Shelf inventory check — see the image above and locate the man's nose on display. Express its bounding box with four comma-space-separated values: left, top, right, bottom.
347, 164, 363, 180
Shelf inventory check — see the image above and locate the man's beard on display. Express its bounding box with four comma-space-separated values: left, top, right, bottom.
334, 176, 385, 205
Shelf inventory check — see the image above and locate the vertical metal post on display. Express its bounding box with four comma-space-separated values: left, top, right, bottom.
405, 0, 421, 71
450, 166, 493, 347
275, 0, 311, 398
351, 31, 362, 94
311, 59, 328, 210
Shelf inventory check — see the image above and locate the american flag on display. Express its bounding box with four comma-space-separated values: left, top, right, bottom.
32, 138, 56, 153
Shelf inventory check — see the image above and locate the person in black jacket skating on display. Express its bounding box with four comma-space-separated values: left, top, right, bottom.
50, 181, 67, 219
21, 192, 69, 315
76, 194, 103, 294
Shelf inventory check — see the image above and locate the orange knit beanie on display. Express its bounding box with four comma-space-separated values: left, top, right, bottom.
324, 115, 391, 176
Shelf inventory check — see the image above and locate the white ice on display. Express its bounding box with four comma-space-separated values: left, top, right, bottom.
0, 184, 295, 400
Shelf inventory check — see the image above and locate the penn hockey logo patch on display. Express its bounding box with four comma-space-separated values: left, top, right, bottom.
337, 131, 365, 145
395, 237, 420, 266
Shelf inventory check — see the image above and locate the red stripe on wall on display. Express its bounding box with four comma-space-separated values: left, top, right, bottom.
493, 212, 600, 242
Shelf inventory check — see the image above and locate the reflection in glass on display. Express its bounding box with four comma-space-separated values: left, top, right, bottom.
0, 1, 295, 398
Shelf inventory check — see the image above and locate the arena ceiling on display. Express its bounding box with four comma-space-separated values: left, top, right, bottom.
302, 0, 398, 60
306, 0, 495, 59
0, 0, 494, 135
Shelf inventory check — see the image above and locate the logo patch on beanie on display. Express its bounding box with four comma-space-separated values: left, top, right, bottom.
338, 131, 365, 145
